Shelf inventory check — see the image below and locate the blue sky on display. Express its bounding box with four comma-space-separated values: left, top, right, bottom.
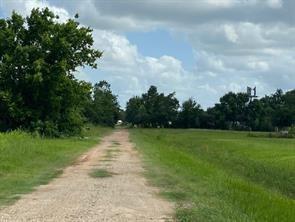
126, 29, 194, 70
0, 5, 4, 17
1, 0, 294, 109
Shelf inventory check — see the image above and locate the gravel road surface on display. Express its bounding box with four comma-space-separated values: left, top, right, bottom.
0, 130, 173, 222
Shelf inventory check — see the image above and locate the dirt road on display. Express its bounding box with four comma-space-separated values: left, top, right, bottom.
0, 130, 173, 221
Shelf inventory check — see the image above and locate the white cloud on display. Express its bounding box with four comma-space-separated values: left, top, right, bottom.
247, 61, 270, 72
2, 0, 70, 22
85, 30, 198, 107
206, 0, 236, 8
228, 82, 243, 92
267, 0, 283, 8
224, 24, 239, 43
1, 0, 294, 109
93, 30, 138, 67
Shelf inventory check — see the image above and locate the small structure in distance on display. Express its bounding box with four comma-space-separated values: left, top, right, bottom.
247, 86, 258, 101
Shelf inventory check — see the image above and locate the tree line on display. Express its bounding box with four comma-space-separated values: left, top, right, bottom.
0, 8, 120, 136
1, 8, 294, 136
126, 86, 295, 131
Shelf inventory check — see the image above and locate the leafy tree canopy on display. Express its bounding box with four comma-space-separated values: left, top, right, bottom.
126, 86, 179, 127
126, 87, 295, 131
0, 8, 102, 136
85, 81, 120, 127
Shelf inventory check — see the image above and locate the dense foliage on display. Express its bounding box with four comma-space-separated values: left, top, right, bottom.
0, 8, 102, 136
176, 98, 203, 128
126, 87, 295, 131
126, 86, 179, 127
84, 81, 120, 127
205, 89, 295, 131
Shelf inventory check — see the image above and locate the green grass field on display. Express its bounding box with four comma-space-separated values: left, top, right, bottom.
130, 129, 295, 222
0, 126, 112, 207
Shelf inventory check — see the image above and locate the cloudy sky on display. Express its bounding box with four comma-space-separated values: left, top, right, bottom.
0, 0, 294, 109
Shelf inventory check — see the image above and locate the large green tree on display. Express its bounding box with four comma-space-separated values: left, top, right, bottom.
126, 86, 179, 127
85, 81, 120, 127
178, 98, 203, 128
0, 8, 102, 135
125, 96, 146, 126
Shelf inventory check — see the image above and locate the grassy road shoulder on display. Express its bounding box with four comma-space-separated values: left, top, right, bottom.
0, 126, 112, 207
130, 129, 295, 222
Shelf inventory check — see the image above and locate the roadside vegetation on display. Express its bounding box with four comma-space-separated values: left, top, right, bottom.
131, 129, 295, 221
0, 126, 112, 206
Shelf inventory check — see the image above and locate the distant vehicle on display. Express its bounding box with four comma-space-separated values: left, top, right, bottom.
117, 120, 123, 125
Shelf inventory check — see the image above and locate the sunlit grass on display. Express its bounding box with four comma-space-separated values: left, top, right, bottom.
131, 129, 295, 221
0, 126, 112, 206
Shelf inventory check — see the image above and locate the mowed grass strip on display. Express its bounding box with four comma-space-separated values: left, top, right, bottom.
130, 129, 295, 222
0, 126, 112, 206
